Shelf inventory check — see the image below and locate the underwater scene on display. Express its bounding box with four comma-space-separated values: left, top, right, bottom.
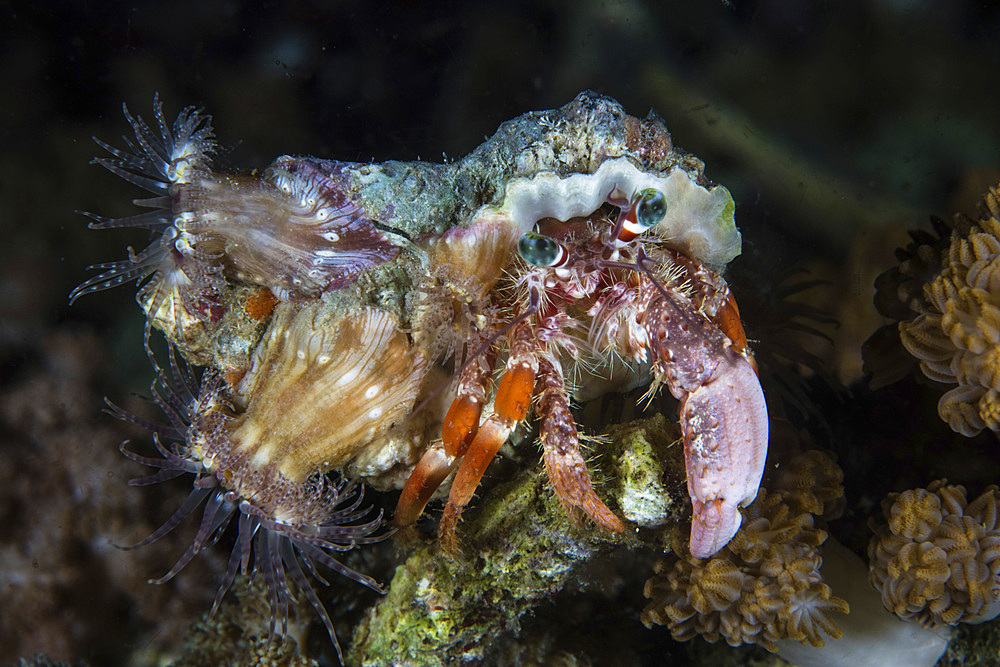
1, 2, 999, 666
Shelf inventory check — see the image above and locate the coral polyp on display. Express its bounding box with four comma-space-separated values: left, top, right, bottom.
111, 333, 388, 661
897, 185, 1000, 436
642, 451, 849, 651
869, 480, 1000, 626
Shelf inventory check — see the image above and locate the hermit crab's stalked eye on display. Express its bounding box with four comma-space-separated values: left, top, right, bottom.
635, 188, 667, 229
615, 187, 668, 243
518, 231, 565, 267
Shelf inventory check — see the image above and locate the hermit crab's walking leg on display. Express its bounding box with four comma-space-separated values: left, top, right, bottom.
536, 354, 625, 532
437, 322, 538, 551
393, 339, 496, 527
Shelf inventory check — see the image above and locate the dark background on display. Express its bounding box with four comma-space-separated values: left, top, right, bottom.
5, 0, 1000, 373
2, 0, 999, 664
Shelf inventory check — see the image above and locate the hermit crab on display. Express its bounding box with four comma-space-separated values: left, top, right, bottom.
73, 91, 769, 660
396, 158, 768, 558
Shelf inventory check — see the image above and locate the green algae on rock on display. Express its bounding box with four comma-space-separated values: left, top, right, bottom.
352, 469, 627, 665
605, 414, 686, 531
350, 414, 689, 665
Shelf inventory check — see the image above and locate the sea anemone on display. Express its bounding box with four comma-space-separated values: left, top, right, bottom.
70, 96, 400, 349
869, 480, 1000, 626
111, 329, 389, 662
68, 94, 226, 341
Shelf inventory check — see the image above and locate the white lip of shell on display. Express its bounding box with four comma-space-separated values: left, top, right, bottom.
492, 157, 741, 267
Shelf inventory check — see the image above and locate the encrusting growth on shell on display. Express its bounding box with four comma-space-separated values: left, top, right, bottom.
897, 184, 1000, 436
641, 450, 850, 651
868, 480, 1000, 626
411, 219, 519, 362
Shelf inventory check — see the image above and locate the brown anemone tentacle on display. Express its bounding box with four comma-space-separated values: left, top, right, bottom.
537, 353, 626, 532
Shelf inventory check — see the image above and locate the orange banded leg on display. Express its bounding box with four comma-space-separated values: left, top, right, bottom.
393, 342, 496, 527
536, 354, 625, 532
437, 323, 537, 551
710, 290, 757, 374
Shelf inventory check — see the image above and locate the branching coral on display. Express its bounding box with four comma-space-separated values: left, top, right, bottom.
869, 480, 1000, 626
897, 184, 1000, 436
641, 450, 850, 651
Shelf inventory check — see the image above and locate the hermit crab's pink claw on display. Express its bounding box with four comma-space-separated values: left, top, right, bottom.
681, 351, 768, 559
644, 283, 768, 559
689, 499, 743, 559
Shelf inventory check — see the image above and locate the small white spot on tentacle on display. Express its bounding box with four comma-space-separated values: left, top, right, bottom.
337, 367, 360, 386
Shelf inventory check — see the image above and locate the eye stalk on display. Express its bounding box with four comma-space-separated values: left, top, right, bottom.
518, 231, 566, 267
615, 187, 668, 242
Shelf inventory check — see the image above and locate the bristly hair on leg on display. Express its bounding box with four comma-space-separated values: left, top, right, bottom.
110, 328, 390, 663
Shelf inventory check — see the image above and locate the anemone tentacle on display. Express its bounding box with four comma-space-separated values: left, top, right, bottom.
108, 333, 388, 662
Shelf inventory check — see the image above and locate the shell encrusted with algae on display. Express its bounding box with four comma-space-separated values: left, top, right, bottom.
74, 91, 746, 659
